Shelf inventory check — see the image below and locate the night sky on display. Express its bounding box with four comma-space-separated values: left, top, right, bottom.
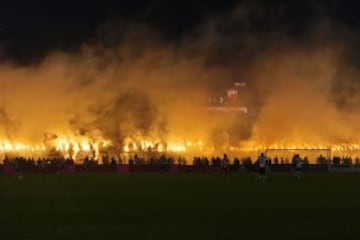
1, 1, 360, 64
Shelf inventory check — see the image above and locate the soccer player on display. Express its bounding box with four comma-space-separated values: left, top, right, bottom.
257, 152, 267, 183
83, 157, 89, 173
292, 154, 303, 179
160, 154, 168, 174
14, 157, 23, 180
221, 154, 230, 177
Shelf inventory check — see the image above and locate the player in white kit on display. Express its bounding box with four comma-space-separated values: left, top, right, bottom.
292, 154, 303, 179
257, 153, 267, 183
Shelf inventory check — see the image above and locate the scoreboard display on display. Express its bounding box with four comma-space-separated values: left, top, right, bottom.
207, 82, 248, 114
206, 82, 252, 147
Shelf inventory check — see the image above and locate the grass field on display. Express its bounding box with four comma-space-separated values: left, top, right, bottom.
0, 172, 359, 240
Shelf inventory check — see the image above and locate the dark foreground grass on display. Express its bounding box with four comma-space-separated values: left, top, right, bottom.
0, 172, 359, 240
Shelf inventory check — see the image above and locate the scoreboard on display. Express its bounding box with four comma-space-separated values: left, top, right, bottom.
207, 82, 248, 114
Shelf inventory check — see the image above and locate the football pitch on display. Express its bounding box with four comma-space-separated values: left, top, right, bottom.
0, 172, 359, 240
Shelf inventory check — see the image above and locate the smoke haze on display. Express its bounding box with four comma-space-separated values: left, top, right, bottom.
0, 3, 359, 158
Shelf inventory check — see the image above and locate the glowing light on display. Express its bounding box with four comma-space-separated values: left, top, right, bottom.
0, 131, 359, 165
81, 142, 91, 152
167, 144, 186, 152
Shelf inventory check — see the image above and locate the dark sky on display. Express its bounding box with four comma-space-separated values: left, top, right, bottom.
1, 0, 360, 64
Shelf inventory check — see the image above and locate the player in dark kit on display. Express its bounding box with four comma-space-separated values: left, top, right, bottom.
257, 153, 267, 183
221, 154, 230, 177
83, 157, 89, 173
160, 154, 168, 174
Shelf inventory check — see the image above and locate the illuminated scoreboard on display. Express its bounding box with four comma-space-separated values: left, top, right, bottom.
207, 82, 248, 114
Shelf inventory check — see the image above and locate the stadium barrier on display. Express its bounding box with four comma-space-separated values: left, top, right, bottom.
2, 165, 16, 175
117, 164, 129, 173
1, 163, 359, 174
329, 165, 360, 172
170, 164, 179, 173
64, 164, 76, 173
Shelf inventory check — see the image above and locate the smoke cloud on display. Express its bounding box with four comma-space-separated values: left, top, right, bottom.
0, 3, 359, 159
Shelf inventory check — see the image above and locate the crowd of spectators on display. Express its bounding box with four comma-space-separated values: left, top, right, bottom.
1, 153, 360, 174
